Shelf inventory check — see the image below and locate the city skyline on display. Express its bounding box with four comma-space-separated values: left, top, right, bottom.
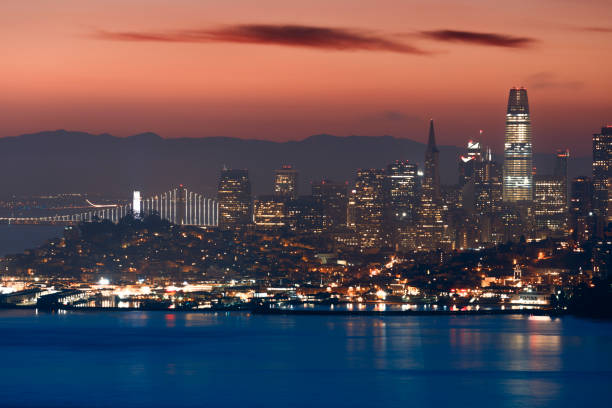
1, 1, 611, 156
1, 3, 611, 407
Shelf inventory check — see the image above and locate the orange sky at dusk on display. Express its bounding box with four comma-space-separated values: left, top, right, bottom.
1, 0, 611, 155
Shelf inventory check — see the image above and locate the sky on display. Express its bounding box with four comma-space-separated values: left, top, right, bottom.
1, 0, 611, 156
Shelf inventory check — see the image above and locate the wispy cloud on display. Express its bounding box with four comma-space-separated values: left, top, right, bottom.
420, 30, 535, 48
525, 72, 584, 90
95, 24, 429, 55
579, 26, 612, 33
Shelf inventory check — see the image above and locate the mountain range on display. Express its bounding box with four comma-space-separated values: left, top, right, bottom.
0, 130, 591, 198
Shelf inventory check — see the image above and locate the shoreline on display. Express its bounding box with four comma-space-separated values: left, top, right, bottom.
0, 303, 562, 316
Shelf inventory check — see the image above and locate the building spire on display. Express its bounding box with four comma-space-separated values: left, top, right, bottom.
424, 119, 441, 201
427, 119, 439, 153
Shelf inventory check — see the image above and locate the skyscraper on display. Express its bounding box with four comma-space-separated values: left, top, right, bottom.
353, 169, 386, 249
570, 176, 594, 241
385, 160, 419, 251
217, 168, 252, 227
592, 126, 612, 225
534, 175, 567, 238
385, 160, 419, 223
312, 180, 348, 229
253, 196, 286, 228
503, 87, 533, 202
274, 165, 298, 199
424, 119, 441, 200
458, 135, 483, 187
286, 196, 324, 234
417, 120, 446, 250
554, 149, 570, 206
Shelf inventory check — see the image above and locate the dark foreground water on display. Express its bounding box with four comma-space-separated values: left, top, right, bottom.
0, 310, 610, 408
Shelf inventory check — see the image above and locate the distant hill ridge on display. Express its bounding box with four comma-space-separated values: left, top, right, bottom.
0, 130, 590, 198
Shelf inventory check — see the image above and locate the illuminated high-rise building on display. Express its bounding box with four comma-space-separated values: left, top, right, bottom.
253, 196, 286, 228
503, 87, 533, 202
554, 149, 570, 206
475, 148, 503, 214
423, 119, 441, 200
385, 160, 419, 223
312, 180, 348, 229
592, 126, 612, 225
570, 176, 595, 241
534, 175, 567, 238
353, 169, 386, 249
385, 160, 419, 251
274, 165, 298, 199
217, 168, 252, 227
458, 134, 483, 187
417, 120, 447, 250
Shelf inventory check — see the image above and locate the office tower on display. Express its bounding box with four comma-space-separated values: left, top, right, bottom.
424, 119, 441, 200
475, 148, 503, 215
385, 160, 419, 223
474, 149, 504, 243
534, 175, 567, 238
554, 149, 569, 179
286, 196, 323, 234
217, 168, 252, 227
353, 169, 386, 249
384, 160, 419, 250
417, 120, 446, 250
253, 196, 286, 228
554, 149, 570, 205
274, 165, 298, 199
570, 176, 595, 241
458, 136, 483, 187
503, 87, 533, 202
312, 180, 348, 229
593, 240, 612, 279
592, 126, 612, 225
347, 188, 357, 229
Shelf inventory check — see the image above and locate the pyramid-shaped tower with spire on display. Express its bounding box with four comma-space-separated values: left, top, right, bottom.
423, 119, 441, 201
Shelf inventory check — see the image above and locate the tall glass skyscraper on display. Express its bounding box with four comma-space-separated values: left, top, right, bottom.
503, 87, 533, 202
217, 168, 252, 227
592, 126, 612, 223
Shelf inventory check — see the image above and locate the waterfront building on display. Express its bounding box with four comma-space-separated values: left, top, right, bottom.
274, 165, 298, 200
503, 87, 533, 203
217, 168, 252, 228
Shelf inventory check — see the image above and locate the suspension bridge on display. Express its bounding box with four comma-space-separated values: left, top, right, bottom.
0, 186, 219, 227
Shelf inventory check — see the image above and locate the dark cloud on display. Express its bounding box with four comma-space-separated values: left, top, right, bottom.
580, 27, 612, 33
420, 30, 535, 48
95, 24, 429, 55
525, 72, 584, 90
380, 111, 419, 122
